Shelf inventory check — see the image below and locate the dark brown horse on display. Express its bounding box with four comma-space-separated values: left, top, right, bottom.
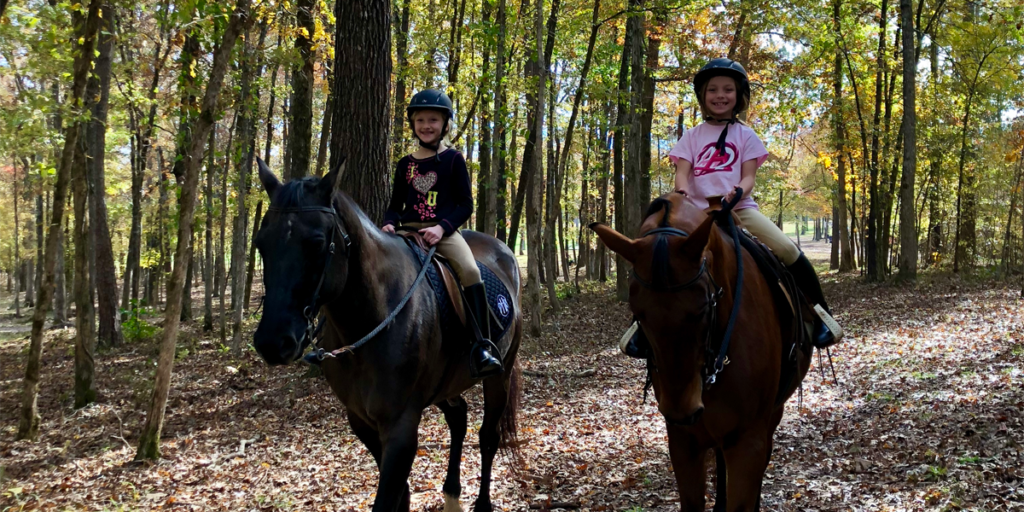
251, 159, 522, 512
591, 192, 812, 511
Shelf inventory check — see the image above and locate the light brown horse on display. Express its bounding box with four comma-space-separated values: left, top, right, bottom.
591, 193, 812, 511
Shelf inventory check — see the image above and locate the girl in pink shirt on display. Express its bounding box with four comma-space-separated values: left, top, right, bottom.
624, 58, 842, 358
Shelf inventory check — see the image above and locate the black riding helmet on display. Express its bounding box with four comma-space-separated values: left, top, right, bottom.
407, 89, 454, 155
693, 58, 751, 156
693, 58, 751, 117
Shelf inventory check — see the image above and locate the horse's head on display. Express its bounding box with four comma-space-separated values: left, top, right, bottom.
591, 193, 719, 426
252, 157, 350, 365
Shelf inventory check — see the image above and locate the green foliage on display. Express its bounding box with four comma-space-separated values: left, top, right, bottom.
120, 301, 158, 343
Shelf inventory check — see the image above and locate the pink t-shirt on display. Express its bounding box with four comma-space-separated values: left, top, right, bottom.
668, 122, 769, 211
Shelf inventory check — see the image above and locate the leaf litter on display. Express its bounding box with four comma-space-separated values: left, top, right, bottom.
1, 272, 1022, 511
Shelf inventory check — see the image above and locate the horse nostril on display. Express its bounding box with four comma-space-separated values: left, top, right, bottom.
685, 407, 705, 425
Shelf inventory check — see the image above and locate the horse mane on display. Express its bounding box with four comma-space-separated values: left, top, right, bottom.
644, 197, 673, 228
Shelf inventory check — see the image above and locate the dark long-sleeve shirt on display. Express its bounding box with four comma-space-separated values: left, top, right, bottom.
383, 149, 473, 235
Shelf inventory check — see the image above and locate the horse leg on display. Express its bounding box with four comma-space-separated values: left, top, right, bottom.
712, 448, 727, 512
666, 426, 707, 512
722, 431, 770, 512
473, 376, 509, 512
372, 410, 422, 512
437, 398, 469, 512
348, 411, 384, 467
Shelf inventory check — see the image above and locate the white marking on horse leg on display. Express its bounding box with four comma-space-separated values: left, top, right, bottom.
443, 492, 463, 512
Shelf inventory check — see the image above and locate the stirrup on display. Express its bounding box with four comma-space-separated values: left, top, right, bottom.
813, 304, 843, 347
619, 322, 639, 355
470, 339, 503, 378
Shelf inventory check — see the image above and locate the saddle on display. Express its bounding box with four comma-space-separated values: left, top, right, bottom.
397, 231, 514, 347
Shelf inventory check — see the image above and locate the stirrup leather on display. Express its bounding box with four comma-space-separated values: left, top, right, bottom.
813, 304, 843, 344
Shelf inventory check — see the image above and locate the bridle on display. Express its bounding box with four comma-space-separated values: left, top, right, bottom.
263, 203, 436, 363
264, 205, 351, 351
630, 189, 747, 386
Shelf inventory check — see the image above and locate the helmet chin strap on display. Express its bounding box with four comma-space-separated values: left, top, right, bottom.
704, 115, 738, 157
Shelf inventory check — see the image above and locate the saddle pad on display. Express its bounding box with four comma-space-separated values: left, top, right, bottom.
404, 240, 514, 343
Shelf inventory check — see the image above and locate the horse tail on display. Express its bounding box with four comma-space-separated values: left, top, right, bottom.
498, 359, 523, 467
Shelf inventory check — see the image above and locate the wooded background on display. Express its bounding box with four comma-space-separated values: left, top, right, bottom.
0, 0, 1022, 456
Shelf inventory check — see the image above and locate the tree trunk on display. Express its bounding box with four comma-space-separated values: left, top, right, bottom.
543, 2, 560, 311
203, 129, 216, 331
136, 0, 250, 460
73, 117, 97, 410
392, 0, 411, 163
897, 0, 917, 279
476, 0, 493, 234
625, 0, 645, 237
525, 0, 546, 337
493, 0, 509, 243
19, 0, 103, 440
331, 0, 393, 222
866, 0, 888, 282
598, 104, 610, 282
613, 20, 631, 301
926, 35, 942, 265
315, 63, 333, 177
230, 28, 260, 352
244, 200, 263, 308
87, 7, 121, 347
833, 0, 855, 272
13, 162, 20, 318
287, 0, 315, 181
182, 237, 194, 322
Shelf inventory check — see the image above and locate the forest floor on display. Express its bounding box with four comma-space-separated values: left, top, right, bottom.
1, 240, 1023, 511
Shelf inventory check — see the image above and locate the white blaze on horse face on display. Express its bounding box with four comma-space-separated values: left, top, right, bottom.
286, 219, 293, 241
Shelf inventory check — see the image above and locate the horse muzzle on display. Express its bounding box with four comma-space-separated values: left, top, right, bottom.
661, 406, 705, 427
253, 324, 306, 365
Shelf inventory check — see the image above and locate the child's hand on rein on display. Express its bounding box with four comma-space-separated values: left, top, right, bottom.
419, 225, 445, 246
382, 224, 396, 234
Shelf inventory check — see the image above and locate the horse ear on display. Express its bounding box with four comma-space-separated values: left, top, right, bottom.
680, 215, 715, 260
589, 222, 638, 264
256, 156, 281, 197
317, 156, 346, 198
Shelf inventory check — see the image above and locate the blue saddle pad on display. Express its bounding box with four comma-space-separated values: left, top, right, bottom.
405, 241, 514, 343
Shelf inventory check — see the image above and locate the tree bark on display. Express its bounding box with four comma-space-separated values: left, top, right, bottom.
476, 0, 494, 235
493, 0, 509, 243
19, 0, 103, 440
244, 200, 263, 308
203, 129, 216, 331
833, 0, 855, 272
866, 0, 888, 282
625, 0, 645, 236
286, 0, 315, 181
542, 1, 560, 310
330, 0, 392, 222
897, 0, 917, 279
525, 0, 546, 337
87, 5, 121, 346
392, 0, 411, 163
136, 0, 251, 460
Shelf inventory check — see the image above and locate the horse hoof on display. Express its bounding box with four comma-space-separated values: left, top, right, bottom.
472, 498, 493, 512
443, 493, 463, 512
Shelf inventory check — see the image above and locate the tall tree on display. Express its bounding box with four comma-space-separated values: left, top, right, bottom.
287, 0, 316, 181
136, 0, 251, 460
392, 0, 411, 164
833, 0, 855, 272
897, 0, 917, 278
524, 0, 546, 336
18, 0, 103, 441
88, 4, 121, 347
330, 0, 392, 220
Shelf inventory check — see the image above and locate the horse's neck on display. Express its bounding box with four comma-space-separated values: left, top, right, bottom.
331, 195, 411, 320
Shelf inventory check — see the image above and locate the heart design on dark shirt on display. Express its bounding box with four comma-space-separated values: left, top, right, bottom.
412, 172, 437, 195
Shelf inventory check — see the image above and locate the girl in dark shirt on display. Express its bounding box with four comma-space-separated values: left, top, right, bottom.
382, 89, 503, 379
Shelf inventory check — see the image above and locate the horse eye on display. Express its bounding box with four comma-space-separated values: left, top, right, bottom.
304, 237, 326, 250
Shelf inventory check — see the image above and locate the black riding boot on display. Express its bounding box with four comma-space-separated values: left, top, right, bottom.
620, 320, 651, 359
464, 283, 503, 378
786, 253, 844, 348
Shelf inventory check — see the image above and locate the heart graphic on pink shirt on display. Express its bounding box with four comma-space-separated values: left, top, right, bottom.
412, 172, 437, 195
